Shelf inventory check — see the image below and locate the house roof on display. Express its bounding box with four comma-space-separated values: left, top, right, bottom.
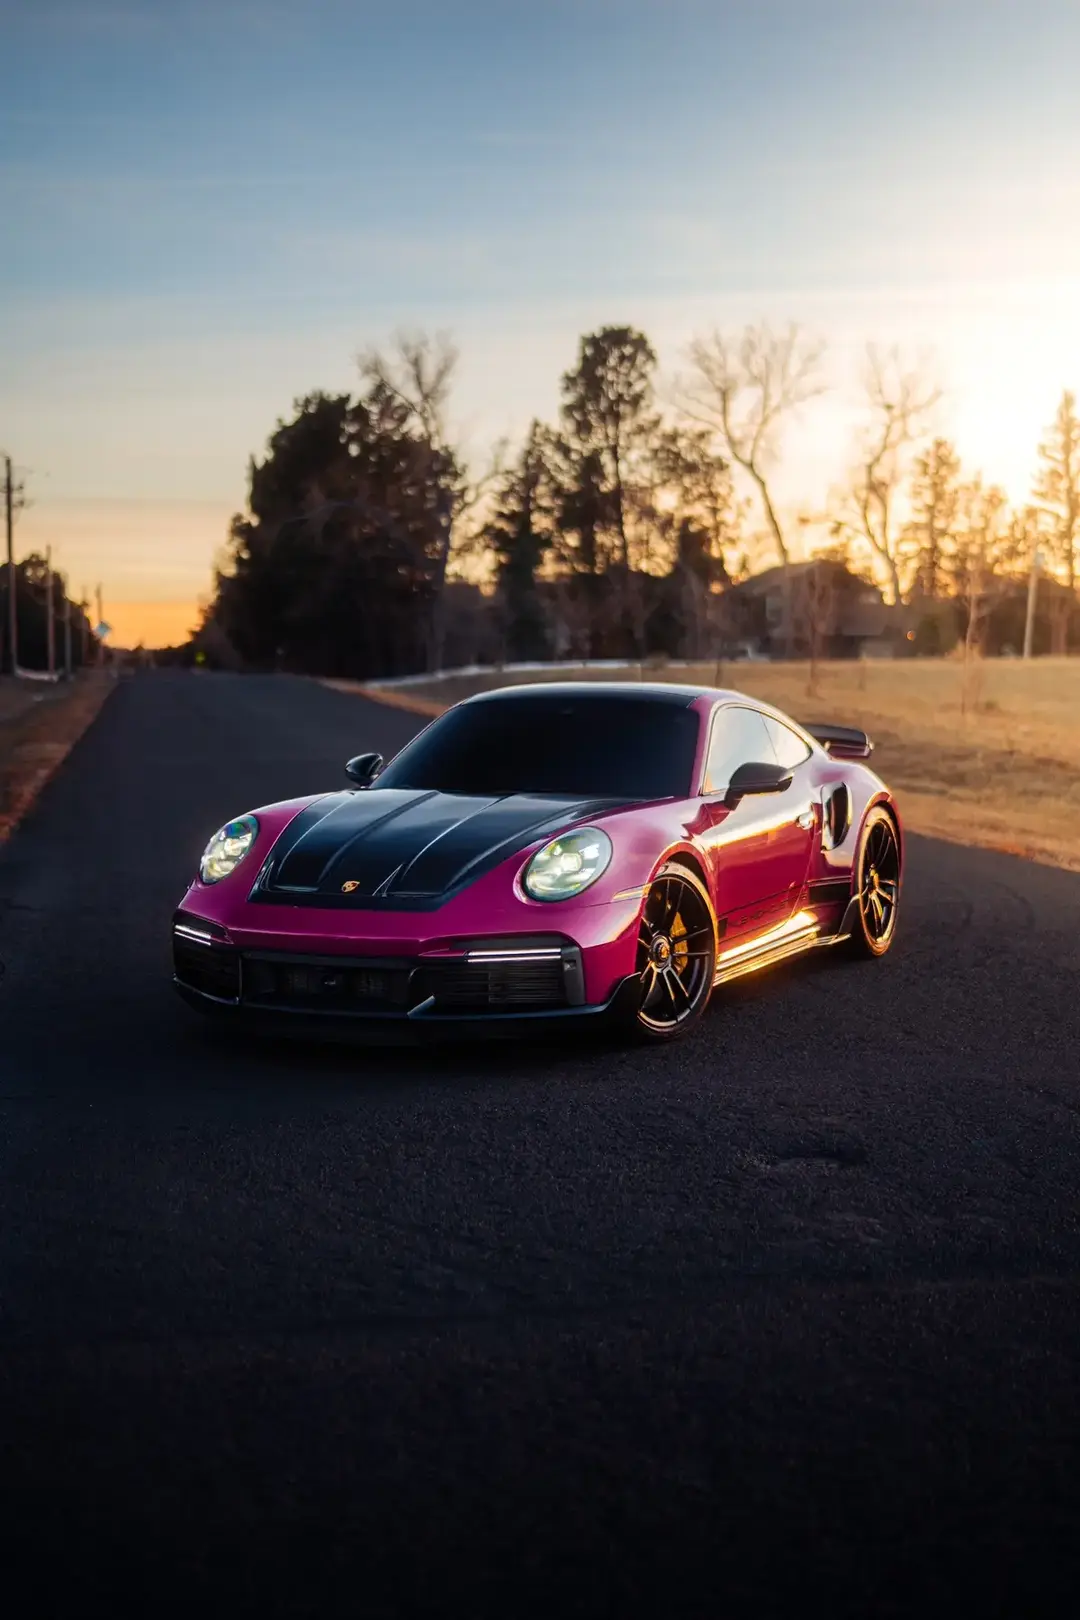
730, 560, 878, 597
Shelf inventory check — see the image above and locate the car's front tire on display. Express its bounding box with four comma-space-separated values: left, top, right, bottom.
622, 862, 718, 1044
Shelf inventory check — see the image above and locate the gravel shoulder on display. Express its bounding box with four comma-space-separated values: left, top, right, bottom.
0, 671, 116, 843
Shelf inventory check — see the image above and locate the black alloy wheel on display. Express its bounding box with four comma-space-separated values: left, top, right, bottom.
630, 862, 717, 1042
845, 806, 901, 959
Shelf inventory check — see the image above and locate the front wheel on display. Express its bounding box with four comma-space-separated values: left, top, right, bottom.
842, 806, 901, 959
623, 862, 717, 1044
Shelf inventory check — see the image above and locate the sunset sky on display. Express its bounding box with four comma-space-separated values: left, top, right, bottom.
3, 0, 1079, 648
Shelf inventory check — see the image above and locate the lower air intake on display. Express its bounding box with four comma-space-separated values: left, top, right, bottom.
173, 937, 241, 1001
422, 958, 569, 1011
240, 956, 414, 1013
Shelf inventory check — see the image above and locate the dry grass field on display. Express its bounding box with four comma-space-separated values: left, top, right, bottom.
338, 658, 1080, 873
0, 672, 115, 844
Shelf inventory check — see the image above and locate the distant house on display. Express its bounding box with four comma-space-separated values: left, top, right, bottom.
978, 574, 1080, 657
721, 561, 913, 659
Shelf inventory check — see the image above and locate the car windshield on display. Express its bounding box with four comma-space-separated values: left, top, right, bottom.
375, 694, 700, 800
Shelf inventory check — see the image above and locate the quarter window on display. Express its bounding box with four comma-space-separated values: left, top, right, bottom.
763, 716, 812, 771
703, 706, 776, 794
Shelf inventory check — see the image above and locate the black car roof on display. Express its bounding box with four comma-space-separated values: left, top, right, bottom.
462, 681, 706, 707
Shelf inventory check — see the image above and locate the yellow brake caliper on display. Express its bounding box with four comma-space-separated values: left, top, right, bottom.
670, 910, 689, 978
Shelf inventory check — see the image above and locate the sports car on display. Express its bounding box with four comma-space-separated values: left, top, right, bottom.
172, 681, 902, 1044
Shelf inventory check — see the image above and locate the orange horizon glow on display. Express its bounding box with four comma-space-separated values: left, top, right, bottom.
105, 601, 202, 650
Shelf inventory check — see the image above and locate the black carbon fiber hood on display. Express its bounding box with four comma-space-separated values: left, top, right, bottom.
250, 788, 625, 909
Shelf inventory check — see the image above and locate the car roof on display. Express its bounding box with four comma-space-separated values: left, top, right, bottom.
462, 681, 713, 707
459, 680, 786, 710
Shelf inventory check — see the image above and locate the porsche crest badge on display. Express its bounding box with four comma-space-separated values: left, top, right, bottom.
341, 880, 360, 893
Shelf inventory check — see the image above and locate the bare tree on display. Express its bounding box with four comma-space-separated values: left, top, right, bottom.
681, 324, 825, 656
359, 330, 458, 446
681, 323, 825, 570
800, 560, 840, 697
650, 423, 744, 581
357, 331, 503, 669
827, 347, 939, 605
1033, 388, 1080, 592
949, 478, 1012, 713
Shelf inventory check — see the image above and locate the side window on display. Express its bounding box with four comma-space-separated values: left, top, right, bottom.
764, 716, 812, 771
703, 706, 776, 794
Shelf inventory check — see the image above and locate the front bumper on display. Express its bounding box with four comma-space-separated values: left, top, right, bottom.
171, 913, 639, 1044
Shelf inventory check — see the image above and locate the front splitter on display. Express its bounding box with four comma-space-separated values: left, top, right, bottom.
173, 976, 641, 1047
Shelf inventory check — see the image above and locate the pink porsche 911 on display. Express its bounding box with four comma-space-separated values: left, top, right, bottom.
172, 682, 902, 1044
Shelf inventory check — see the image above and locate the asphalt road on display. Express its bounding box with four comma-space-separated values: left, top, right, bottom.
3, 671, 1080, 1618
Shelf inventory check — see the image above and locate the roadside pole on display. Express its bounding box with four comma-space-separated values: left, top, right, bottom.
1022, 547, 1042, 660
63, 574, 73, 679
46, 545, 56, 678
79, 588, 89, 667
4, 454, 16, 677
96, 584, 104, 667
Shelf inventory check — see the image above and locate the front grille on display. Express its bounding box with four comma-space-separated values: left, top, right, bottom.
177, 934, 582, 1019
173, 936, 241, 1001
240, 955, 415, 1014
420, 958, 568, 1011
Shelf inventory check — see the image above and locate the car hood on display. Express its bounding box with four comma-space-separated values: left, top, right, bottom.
250, 788, 627, 909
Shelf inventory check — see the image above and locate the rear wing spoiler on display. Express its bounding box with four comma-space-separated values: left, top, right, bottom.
800, 722, 874, 760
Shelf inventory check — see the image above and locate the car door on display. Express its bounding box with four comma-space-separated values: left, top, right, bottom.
694, 704, 816, 942
759, 713, 819, 919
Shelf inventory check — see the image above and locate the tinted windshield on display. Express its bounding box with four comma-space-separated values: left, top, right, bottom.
376, 695, 700, 799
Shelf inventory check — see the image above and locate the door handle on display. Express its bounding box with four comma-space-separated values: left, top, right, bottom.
795, 808, 815, 830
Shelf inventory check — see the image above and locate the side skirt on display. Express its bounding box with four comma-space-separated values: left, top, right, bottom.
712, 897, 858, 988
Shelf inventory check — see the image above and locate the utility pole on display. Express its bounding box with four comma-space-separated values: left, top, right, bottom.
4, 454, 15, 677
1023, 546, 1042, 660
79, 588, 89, 667
63, 573, 73, 679
95, 583, 104, 667
45, 545, 56, 679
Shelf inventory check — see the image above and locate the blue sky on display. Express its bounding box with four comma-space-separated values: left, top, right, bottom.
2, 0, 1079, 639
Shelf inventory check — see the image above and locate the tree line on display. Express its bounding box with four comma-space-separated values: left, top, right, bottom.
197, 324, 1080, 674
0, 557, 95, 675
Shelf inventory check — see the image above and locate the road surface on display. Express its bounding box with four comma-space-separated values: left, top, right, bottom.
2, 672, 1080, 1617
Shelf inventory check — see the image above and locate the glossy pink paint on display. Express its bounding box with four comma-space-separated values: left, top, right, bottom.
176, 689, 900, 1010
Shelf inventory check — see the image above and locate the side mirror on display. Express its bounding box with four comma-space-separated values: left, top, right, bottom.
345, 751, 384, 788
724, 760, 793, 809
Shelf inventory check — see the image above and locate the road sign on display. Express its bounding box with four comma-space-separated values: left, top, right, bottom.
94, 622, 112, 640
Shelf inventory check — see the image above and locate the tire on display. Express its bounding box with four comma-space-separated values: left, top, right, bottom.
842, 805, 901, 960
621, 862, 718, 1044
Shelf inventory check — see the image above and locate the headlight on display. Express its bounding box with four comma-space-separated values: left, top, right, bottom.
522, 828, 613, 902
199, 813, 259, 884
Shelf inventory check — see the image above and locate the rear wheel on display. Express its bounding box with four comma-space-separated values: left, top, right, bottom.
843, 806, 901, 959
626, 863, 717, 1043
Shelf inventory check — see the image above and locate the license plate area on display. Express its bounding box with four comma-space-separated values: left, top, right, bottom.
241, 953, 415, 1012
